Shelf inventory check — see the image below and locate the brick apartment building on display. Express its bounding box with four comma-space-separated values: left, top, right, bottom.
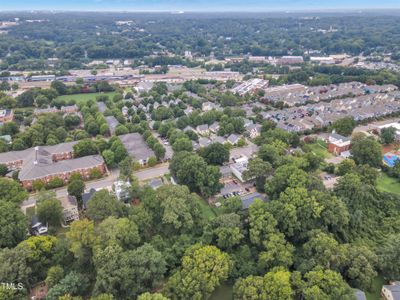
327, 133, 352, 155
0, 141, 106, 189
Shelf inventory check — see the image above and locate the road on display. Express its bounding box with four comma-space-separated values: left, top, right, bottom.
134, 163, 170, 181
23, 164, 170, 207
151, 130, 174, 160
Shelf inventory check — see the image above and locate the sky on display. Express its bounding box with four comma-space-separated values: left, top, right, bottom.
1, 0, 400, 12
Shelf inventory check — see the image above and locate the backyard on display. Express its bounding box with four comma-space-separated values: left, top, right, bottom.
377, 173, 400, 196
307, 140, 333, 159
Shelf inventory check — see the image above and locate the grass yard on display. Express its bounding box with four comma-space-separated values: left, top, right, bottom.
196, 198, 219, 220
210, 283, 233, 300
308, 140, 333, 159
377, 173, 400, 196
366, 276, 385, 300
55, 92, 118, 106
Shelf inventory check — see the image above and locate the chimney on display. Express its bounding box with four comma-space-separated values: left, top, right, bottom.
34, 146, 39, 165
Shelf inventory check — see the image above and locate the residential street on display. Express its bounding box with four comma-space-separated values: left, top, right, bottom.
22, 164, 170, 210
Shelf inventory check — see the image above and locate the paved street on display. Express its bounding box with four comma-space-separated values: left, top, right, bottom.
134, 163, 170, 181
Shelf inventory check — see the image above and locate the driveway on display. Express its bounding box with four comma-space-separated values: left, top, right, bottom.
151, 130, 174, 160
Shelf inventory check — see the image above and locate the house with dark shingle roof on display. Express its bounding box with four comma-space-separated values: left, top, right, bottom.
105, 116, 120, 135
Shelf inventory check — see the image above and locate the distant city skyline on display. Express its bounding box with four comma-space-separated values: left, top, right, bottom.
2, 0, 400, 12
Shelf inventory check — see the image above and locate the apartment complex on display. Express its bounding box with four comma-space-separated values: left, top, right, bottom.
0, 141, 106, 189
231, 78, 269, 96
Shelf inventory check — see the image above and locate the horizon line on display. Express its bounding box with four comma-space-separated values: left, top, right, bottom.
1, 8, 400, 13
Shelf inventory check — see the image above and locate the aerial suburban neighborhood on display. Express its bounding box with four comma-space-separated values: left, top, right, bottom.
0, 6, 400, 300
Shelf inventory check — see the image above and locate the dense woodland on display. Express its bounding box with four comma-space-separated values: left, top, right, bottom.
1, 12, 400, 70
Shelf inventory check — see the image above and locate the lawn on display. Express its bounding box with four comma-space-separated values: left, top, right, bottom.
377, 173, 400, 196
196, 198, 219, 220
307, 140, 333, 159
55, 92, 118, 105
210, 283, 233, 300
366, 276, 385, 300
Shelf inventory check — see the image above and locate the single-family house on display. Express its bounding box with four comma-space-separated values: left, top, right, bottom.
227, 134, 240, 145
209, 122, 220, 133
196, 124, 210, 136
381, 282, 400, 300
60, 195, 79, 223
327, 133, 351, 155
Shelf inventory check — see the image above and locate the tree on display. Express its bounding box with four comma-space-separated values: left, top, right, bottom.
164, 245, 231, 300
0, 164, 8, 177
351, 136, 382, 167
380, 126, 396, 145
0, 247, 31, 291
154, 143, 166, 160
170, 152, 222, 197
147, 185, 204, 235
258, 233, 294, 272
51, 80, 68, 95
66, 219, 97, 267
96, 217, 140, 250
138, 293, 170, 300
337, 159, 356, 176
46, 265, 64, 288
37, 196, 63, 227
200, 143, 229, 165
93, 244, 166, 299
0, 201, 27, 248
377, 233, 400, 280
73, 139, 98, 157
67, 179, 85, 202
102, 149, 115, 167
0, 178, 28, 204
46, 272, 89, 300
331, 117, 356, 136
148, 156, 157, 167
87, 190, 124, 222
302, 268, 354, 300
172, 137, 193, 152
248, 199, 277, 247
233, 268, 293, 300
243, 157, 272, 191
17, 235, 58, 282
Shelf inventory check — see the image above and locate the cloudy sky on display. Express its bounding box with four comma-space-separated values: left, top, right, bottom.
2, 0, 400, 11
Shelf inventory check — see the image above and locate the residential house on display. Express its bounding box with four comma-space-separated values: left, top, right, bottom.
183, 125, 195, 132
382, 282, 400, 300
149, 178, 163, 190
240, 193, 266, 209
209, 122, 220, 133
119, 133, 155, 165
31, 215, 48, 236
105, 116, 120, 135
196, 124, 210, 136
202, 101, 218, 112
0, 109, 14, 123
227, 134, 240, 145
60, 195, 79, 224
82, 188, 97, 210
327, 133, 351, 155
97, 102, 108, 113
113, 180, 131, 201
122, 106, 129, 117
245, 123, 262, 139
0, 134, 11, 144
230, 156, 249, 182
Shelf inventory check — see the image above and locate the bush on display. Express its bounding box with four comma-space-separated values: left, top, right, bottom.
46, 177, 64, 189
89, 168, 102, 180
148, 156, 158, 167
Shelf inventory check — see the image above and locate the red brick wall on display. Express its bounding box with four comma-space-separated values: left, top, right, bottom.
328, 142, 351, 155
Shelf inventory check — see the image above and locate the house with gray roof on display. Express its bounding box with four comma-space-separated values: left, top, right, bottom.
227, 134, 240, 145
97, 102, 107, 113
240, 193, 266, 209
209, 122, 220, 133
196, 124, 210, 136
105, 116, 120, 135
119, 133, 155, 165
382, 282, 400, 300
